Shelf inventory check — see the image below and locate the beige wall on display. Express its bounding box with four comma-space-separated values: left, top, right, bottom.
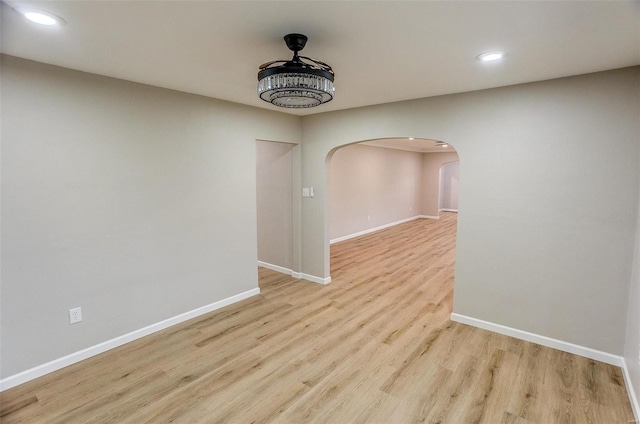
625, 174, 640, 412
421, 152, 459, 217
329, 144, 423, 241
439, 161, 459, 211
2, 53, 640, 410
256, 140, 295, 270
301, 67, 640, 355
0, 56, 301, 378
329, 145, 460, 241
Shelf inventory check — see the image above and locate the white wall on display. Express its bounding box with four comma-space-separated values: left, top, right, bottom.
439, 161, 459, 211
256, 140, 295, 270
0, 56, 301, 378
301, 67, 640, 355
329, 144, 422, 241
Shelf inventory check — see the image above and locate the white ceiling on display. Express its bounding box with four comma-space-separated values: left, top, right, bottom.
2, 1, 639, 116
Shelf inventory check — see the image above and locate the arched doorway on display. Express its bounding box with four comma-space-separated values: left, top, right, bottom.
326, 137, 459, 279
438, 160, 460, 213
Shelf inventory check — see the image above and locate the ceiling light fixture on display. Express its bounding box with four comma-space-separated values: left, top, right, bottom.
258, 33, 335, 108
476, 51, 504, 62
22, 10, 64, 26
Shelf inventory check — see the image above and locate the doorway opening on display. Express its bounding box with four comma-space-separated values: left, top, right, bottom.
326, 137, 459, 243
255, 140, 300, 278
439, 160, 460, 213
326, 137, 460, 312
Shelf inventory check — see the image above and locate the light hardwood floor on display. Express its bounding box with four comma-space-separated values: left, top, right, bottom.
0, 213, 635, 423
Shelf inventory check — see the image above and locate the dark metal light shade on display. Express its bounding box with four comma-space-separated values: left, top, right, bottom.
258, 34, 335, 108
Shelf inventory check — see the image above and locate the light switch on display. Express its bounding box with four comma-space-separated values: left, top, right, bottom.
302, 187, 310, 197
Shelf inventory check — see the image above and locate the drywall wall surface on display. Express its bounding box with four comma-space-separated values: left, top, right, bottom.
301, 67, 640, 354
625, 170, 640, 413
421, 152, 459, 216
0, 56, 301, 377
256, 140, 295, 270
439, 161, 460, 211
329, 144, 422, 240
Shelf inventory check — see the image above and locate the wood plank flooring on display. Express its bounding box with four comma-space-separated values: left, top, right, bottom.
0, 213, 635, 423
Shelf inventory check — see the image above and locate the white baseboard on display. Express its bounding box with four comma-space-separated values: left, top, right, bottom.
257, 261, 328, 285
450, 313, 623, 366
330, 215, 425, 244
257, 261, 294, 276
419, 215, 439, 220
0, 288, 260, 392
622, 360, 640, 422
439, 208, 458, 213
301, 273, 332, 285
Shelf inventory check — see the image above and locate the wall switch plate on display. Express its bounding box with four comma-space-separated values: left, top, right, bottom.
69, 307, 82, 324
302, 188, 310, 197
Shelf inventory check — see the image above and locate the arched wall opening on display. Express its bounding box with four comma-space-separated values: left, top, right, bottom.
325, 137, 460, 279
300, 68, 638, 358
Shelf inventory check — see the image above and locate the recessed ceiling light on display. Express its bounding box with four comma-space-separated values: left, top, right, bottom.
476, 51, 504, 62
23, 10, 64, 26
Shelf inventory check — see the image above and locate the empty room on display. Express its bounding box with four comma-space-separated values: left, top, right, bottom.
1, 1, 639, 423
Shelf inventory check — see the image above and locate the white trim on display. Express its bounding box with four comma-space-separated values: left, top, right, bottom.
256, 261, 327, 285
419, 215, 440, 220
439, 208, 458, 213
257, 261, 303, 280
301, 273, 332, 285
450, 313, 623, 366
330, 216, 423, 244
0, 288, 260, 392
622, 360, 640, 422
257, 261, 294, 276
255, 261, 327, 285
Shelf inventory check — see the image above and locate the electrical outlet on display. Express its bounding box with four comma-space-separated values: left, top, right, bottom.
69, 307, 82, 324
